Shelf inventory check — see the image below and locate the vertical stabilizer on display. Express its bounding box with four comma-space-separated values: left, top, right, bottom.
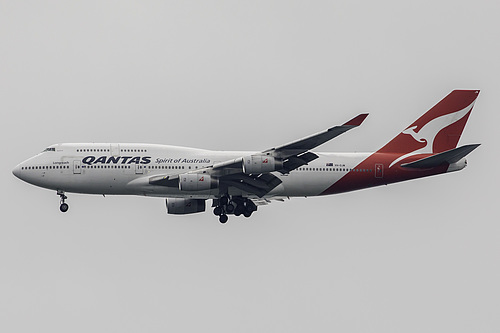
378, 90, 479, 168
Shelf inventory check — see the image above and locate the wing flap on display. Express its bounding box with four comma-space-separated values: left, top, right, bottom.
220, 173, 282, 197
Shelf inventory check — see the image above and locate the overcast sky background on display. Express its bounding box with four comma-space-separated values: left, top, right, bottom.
1, 1, 499, 332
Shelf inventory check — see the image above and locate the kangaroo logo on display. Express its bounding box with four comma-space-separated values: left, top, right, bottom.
389, 101, 475, 168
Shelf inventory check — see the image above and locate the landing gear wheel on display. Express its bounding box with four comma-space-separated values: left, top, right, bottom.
219, 214, 228, 224
243, 210, 252, 218
60, 203, 69, 213
57, 191, 69, 213
213, 206, 223, 216
226, 203, 235, 214
234, 204, 245, 216
220, 196, 229, 206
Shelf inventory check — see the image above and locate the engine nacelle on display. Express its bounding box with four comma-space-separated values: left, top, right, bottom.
179, 173, 218, 191
242, 155, 282, 174
166, 198, 206, 215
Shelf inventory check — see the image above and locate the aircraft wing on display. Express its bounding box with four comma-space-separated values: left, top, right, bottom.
264, 113, 368, 173
150, 114, 368, 197
264, 113, 368, 159
206, 113, 368, 175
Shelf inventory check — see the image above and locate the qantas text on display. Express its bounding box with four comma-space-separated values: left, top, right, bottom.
82, 155, 151, 165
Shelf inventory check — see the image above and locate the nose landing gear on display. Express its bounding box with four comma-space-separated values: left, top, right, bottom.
57, 190, 69, 212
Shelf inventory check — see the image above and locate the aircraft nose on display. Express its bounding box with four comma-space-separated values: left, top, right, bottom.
12, 163, 22, 179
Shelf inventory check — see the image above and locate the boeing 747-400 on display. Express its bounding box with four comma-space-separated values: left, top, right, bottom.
13, 90, 480, 223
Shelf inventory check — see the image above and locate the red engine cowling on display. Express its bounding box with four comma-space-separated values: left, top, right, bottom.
242, 155, 282, 174
178, 174, 218, 191
166, 198, 206, 215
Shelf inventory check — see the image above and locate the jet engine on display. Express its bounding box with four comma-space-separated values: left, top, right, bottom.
178, 173, 218, 191
242, 155, 282, 174
166, 198, 206, 215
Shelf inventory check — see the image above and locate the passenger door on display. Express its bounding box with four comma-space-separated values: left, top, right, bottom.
135, 164, 144, 174
73, 160, 81, 174
110, 144, 120, 157
375, 163, 383, 178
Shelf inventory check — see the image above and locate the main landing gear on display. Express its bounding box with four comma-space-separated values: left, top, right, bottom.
58, 190, 69, 212
213, 196, 257, 224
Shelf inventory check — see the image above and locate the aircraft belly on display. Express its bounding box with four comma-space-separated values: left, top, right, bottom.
125, 175, 217, 198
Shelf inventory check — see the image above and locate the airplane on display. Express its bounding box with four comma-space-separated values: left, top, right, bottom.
13, 90, 480, 223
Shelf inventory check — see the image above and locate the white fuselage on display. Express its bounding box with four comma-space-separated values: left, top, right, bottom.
13, 143, 369, 199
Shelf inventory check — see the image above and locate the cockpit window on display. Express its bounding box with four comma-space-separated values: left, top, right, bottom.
42, 147, 56, 152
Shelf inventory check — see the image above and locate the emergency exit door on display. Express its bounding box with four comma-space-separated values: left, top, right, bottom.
375, 163, 383, 178
135, 164, 144, 174
110, 144, 120, 157
73, 160, 81, 174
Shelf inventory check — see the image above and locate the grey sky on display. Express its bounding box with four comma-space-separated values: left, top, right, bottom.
1, 1, 499, 332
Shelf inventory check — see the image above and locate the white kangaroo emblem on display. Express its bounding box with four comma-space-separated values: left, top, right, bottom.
389, 101, 475, 168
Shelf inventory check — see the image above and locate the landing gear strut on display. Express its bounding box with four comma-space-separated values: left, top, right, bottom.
213, 196, 257, 223
58, 190, 69, 212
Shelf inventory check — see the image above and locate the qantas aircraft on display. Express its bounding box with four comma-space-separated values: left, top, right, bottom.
13, 90, 480, 223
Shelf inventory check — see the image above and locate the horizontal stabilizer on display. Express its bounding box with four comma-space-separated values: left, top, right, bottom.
401, 144, 480, 169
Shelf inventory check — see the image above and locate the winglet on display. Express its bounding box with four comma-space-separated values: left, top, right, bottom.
343, 113, 369, 126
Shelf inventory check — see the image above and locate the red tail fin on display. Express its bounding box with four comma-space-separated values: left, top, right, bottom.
378, 90, 479, 167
